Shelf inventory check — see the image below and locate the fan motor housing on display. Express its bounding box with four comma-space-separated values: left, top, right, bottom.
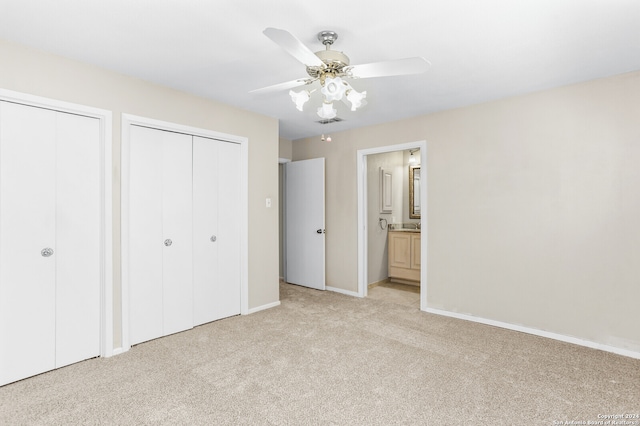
307, 50, 350, 79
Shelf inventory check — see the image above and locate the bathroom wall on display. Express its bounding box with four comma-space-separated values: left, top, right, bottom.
366, 151, 404, 284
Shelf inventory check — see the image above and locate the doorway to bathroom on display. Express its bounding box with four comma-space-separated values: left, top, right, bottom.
356, 141, 427, 311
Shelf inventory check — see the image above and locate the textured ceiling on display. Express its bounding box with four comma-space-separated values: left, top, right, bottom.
1, 0, 639, 140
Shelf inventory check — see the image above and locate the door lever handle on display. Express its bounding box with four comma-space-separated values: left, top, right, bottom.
316, 229, 325, 234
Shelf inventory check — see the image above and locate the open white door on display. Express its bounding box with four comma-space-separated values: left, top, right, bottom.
285, 158, 325, 290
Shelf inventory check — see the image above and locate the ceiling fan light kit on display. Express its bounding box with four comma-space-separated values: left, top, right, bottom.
317, 102, 338, 120
289, 89, 311, 111
252, 27, 430, 125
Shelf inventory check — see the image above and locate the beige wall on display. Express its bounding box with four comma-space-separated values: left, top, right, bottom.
279, 137, 293, 161
0, 39, 280, 349
293, 70, 640, 353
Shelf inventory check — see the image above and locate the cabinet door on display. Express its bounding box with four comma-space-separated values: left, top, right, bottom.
410, 233, 421, 271
0, 102, 57, 385
389, 233, 412, 269
193, 137, 241, 325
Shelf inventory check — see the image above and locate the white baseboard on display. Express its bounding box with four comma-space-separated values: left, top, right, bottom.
326, 286, 361, 298
247, 300, 281, 315
422, 307, 640, 360
107, 347, 127, 357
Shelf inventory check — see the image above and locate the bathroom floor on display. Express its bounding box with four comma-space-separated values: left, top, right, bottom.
368, 280, 420, 309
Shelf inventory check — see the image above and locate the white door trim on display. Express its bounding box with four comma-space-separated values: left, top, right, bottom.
121, 113, 249, 352
357, 140, 427, 310
278, 159, 291, 283
0, 88, 114, 357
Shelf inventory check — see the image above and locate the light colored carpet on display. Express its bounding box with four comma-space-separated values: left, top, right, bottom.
368, 281, 420, 309
1, 282, 638, 425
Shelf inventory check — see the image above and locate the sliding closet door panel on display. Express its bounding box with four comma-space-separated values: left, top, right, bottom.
161, 131, 193, 336
128, 125, 164, 345
216, 141, 242, 319
54, 112, 101, 367
192, 137, 219, 325
0, 102, 57, 385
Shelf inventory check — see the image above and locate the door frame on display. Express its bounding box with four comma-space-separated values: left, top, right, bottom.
121, 114, 249, 352
0, 88, 114, 357
278, 158, 291, 283
356, 140, 427, 310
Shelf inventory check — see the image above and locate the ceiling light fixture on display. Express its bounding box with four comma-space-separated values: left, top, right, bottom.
289, 89, 311, 111
286, 31, 368, 119
251, 28, 430, 124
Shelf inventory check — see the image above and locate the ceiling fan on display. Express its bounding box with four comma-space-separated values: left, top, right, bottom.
250, 28, 431, 120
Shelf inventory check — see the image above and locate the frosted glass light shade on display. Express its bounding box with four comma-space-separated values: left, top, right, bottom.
289, 89, 310, 111
317, 102, 337, 119
346, 89, 367, 111
321, 77, 346, 102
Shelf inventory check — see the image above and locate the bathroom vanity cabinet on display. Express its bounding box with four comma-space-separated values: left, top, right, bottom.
388, 230, 421, 284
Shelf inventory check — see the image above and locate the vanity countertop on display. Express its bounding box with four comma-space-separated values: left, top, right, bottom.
389, 228, 420, 233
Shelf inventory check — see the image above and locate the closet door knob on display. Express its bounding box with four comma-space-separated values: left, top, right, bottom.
41, 247, 54, 257
210, 235, 217, 242
164, 239, 172, 247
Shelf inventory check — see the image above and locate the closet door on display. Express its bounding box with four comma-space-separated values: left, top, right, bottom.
0, 102, 101, 385
193, 138, 241, 325
192, 138, 219, 325
55, 111, 101, 368
0, 102, 57, 385
129, 125, 164, 345
128, 126, 193, 345
161, 131, 193, 336
216, 140, 241, 319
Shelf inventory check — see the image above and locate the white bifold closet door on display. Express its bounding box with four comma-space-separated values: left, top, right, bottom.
128, 126, 240, 346
193, 137, 241, 325
128, 126, 193, 345
0, 101, 101, 386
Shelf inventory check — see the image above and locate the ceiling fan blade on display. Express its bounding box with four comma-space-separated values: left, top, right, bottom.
348, 57, 431, 79
249, 78, 312, 95
263, 27, 325, 68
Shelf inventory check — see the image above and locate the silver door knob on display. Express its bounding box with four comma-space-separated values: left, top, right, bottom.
41, 247, 54, 257
164, 239, 172, 247
210, 235, 217, 242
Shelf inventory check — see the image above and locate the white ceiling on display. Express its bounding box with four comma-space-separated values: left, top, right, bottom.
1, 0, 639, 140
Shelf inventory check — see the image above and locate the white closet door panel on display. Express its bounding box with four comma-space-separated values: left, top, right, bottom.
216, 141, 241, 319
161, 131, 193, 336
54, 112, 101, 367
0, 102, 56, 385
128, 125, 164, 345
192, 137, 219, 325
